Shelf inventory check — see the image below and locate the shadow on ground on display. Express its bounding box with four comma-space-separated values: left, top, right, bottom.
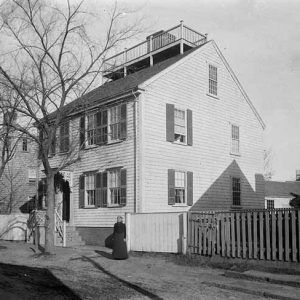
0, 262, 81, 300
71, 255, 163, 300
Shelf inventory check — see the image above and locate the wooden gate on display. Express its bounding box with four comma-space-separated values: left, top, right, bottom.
188, 208, 300, 262
126, 212, 187, 253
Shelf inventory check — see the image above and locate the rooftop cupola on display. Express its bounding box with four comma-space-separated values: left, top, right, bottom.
103, 21, 207, 81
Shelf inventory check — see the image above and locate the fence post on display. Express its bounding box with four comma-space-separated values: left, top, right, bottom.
182, 212, 187, 255
125, 213, 131, 252
180, 20, 184, 54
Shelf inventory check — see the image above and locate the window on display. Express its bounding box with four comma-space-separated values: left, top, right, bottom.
60, 122, 69, 152
87, 114, 96, 146
81, 104, 126, 148
166, 104, 193, 145
28, 168, 37, 182
85, 173, 96, 207
175, 171, 185, 204
22, 137, 28, 152
168, 169, 193, 206
110, 104, 126, 141
109, 168, 126, 206
266, 199, 274, 209
79, 168, 126, 208
208, 64, 218, 96
109, 169, 121, 205
231, 125, 240, 154
174, 109, 186, 143
232, 177, 241, 206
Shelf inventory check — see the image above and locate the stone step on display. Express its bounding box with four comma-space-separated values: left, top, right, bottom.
55, 226, 85, 247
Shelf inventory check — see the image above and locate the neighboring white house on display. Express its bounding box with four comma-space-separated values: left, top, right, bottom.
46, 22, 265, 245
265, 180, 300, 209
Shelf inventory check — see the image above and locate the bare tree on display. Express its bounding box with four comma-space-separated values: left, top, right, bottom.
0, 90, 20, 179
0, 0, 142, 253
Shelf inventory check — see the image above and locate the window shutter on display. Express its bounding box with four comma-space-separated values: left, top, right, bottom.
102, 171, 107, 207
103, 110, 108, 144
95, 173, 102, 207
120, 169, 127, 205
168, 169, 175, 205
79, 175, 85, 208
120, 104, 127, 140
187, 171, 193, 206
80, 116, 85, 149
95, 111, 102, 145
187, 109, 193, 146
166, 104, 174, 142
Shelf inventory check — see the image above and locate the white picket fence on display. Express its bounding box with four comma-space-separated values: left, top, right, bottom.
126, 212, 187, 253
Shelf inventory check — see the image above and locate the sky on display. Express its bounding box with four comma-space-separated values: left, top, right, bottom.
88, 0, 300, 181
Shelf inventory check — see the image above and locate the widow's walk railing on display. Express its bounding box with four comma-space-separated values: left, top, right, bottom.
103, 21, 207, 74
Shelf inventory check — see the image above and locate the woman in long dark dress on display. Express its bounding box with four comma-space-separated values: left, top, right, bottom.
112, 216, 128, 259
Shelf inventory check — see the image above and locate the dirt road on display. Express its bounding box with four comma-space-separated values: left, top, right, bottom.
0, 241, 285, 299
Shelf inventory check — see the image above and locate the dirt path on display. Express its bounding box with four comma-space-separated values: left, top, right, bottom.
0, 241, 267, 299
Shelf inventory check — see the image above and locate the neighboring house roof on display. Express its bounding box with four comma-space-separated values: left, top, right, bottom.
265, 181, 300, 198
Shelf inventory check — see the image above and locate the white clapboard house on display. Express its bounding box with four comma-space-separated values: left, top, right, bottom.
46, 22, 265, 246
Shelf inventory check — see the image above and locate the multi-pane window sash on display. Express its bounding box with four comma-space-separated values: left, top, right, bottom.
87, 114, 96, 145
110, 104, 126, 141
85, 173, 96, 206
231, 125, 240, 154
22, 137, 28, 152
174, 109, 186, 143
232, 177, 241, 206
110, 169, 121, 205
266, 199, 274, 209
60, 122, 69, 152
209, 64, 218, 96
175, 171, 185, 203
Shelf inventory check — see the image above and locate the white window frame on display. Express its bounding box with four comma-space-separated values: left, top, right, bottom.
107, 168, 122, 207
28, 168, 37, 182
207, 63, 219, 98
230, 124, 240, 155
174, 106, 187, 145
85, 173, 96, 207
174, 170, 187, 205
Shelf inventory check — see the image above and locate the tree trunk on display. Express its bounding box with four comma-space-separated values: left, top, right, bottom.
45, 172, 55, 253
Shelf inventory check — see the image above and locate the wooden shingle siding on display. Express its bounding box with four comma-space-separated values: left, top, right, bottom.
140, 42, 264, 212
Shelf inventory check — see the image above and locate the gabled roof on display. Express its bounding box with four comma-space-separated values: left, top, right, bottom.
58, 46, 202, 118
265, 181, 300, 198
55, 39, 265, 130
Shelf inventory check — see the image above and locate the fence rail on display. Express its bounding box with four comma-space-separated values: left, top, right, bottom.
188, 208, 300, 262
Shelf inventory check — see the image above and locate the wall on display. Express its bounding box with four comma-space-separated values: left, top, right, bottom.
265, 197, 292, 209
0, 213, 29, 241
0, 138, 37, 214
48, 98, 137, 228
139, 41, 264, 212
